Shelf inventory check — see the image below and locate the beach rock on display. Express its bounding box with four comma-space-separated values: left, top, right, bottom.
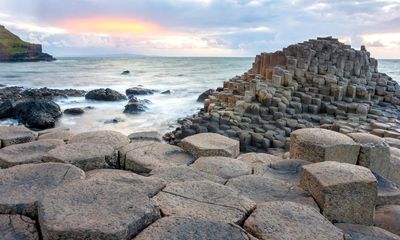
0, 163, 84, 217
150, 165, 226, 184
125, 142, 195, 173
38, 130, 74, 143
85, 88, 127, 101
0, 214, 40, 240
43, 143, 118, 171
197, 89, 215, 102
181, 133, 240, 158
63, 107, 84, 115
0, 125, 37, 147
0, 100, 14, 118
385, 137, 400, 148
123, 102, 147, 113
128, 131, 162, 142
0, 139, 64, 168
121, 70, 130, 75
290, 128, 360, 164
104, 117, 125, 124
135, 217, 256, 240
69, 130, 130, 150
153, 180, 256, 224
244, 201, 344, 240
191, 156, 251, 180
237, 152, 283, 173
376, 173, 400, 206
161, 90, 171, 94
375, 205, 400, 236
256, 159, 311, 185
20, 87, 86, 100
335, 223, 400, 240
300, 161, 377, 225
126, 87, 156, 96
14, 100, 62, 129
38, 180, 161, 240
37, 127, 70, 136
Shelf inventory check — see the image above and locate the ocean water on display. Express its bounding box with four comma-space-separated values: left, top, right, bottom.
0, 58, 398, 135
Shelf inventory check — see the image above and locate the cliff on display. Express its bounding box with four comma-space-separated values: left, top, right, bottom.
0, 25, 55, 62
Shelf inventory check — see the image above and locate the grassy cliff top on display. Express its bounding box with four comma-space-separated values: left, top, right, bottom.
0, 25, 30, 54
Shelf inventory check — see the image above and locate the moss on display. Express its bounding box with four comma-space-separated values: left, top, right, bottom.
0, 26, 30, 55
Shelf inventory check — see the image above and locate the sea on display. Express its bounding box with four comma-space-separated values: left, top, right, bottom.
0, 57, 399, 135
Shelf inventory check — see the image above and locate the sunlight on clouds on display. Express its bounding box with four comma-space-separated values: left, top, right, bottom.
362, 33, 400, 48
1, 20, 67, 35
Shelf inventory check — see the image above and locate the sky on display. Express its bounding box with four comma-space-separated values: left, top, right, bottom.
0, 0, 399, 58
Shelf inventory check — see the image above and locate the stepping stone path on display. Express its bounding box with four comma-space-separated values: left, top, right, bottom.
181, 133, 240, 158
191, 156, 251, 180
336, 223, 400, 240
0, 139, 64, 168
0, 125, 37, 148
135, 216, 256, 240
150, 165, 226, 184
244, 201, 344, 240
0, 214, 40, 240
153, 180, 256, 224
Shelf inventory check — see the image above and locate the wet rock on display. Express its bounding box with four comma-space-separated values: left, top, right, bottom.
85, 88, 127, 101
69, 130, 130, 150
0, 214, 40, 240
161, 90, 171, 94
121, 70, 130, 75
126, 87, 157, 96
0, 126, 37, 147
153, 180, 256, 224
104, 117, 125, 124
244, 201, 344, 240
20, 87, 86, 100
181, 133, 240, 158
150, 165, 226, 184
0, 139, 64, 168
128, 131, 162, 142
336, 223, 400, 240
375, 205, 400, 236
14, 100, 62, 129
197, 89, 215, 102
0, 100, 14, 119
124, 102, 147, 114
191, 156, 251, 180
135, 217, 256, 240
0, 163, 84, 217
64, 107, 84, 115
300, 161, 377, 225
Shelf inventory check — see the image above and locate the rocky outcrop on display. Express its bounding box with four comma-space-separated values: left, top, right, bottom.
14, 100, 62, 129
85, 88, 127, 101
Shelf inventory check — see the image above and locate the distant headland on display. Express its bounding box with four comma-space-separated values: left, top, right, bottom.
0, 25, 55, 62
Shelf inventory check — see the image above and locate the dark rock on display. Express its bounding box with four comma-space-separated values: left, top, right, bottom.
161, 90, 172, 94
124, 102, 147, 114
128, 96, 151, 104
121, 70, 130, 75
126, 87, 157, 96
85, 88, 127, 101
14, 100, 62, 129
0, 100, 14, 118
64, 108, 84, 115
197, 89, 215, 102
84, 106, 95, 110
21, 87, 86, 100
104, 118, 125, 124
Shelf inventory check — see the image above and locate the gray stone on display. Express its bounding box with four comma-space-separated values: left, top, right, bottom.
70, 130, 129, 150
385, 137, 400, 149
128, 131, 162, 142
191, 156, 251, 180
376, 173, 400, 206
0, 126, 37, 148
150, 165, 226, 184
38, 130, 74, 143
0, 214, 40, 240
256, 159, 311, 185
375, 205, 400, 236
237, 152, 283, 173
335, 223, 400, 240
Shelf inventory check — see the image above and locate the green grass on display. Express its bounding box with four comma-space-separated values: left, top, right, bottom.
0, 26, 30, 55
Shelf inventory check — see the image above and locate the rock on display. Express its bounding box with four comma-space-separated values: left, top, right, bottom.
335, 223, 400, 240
386, 137, 400, 149
150, 166, 226, 184
123, 102, 147, 114
244, 201, 344, 240
38, 180, 161, 240
153, 180, 256, 224
104, 117, 125, 124
126, 87, 156, 96
0, 139, 64, 168
257, 159, 311, 185
376, 173, 400, 206
197, 89, 215, 102
135, 216, 256, 240
181, 133, 240, 158
20, 87, 86, 100
69, 130, 129, 150
63, 107, 84, 115
37, 127, 69, 136
300, 161, 377, 225
128, 131, 162, 142
290, 128, 360, 164
0, 100, 14, 118
0, 126, 37, 147
85, 88, 127, 101
191, 156, 251, 180
121, 70, 130, 75
0, 163, 84, 217
118, 141, 156, 167
38, 130, 74, 143
161, 90, 171, 94
237, 152, 283, 173
375, 205, 400, 236
14, 100, 62, 129
125, 142, 195, 173
0, 214, 40, 240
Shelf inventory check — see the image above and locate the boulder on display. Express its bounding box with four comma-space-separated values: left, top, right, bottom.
150, 166, 226, 184
0, 126, 37, 147
69, 130, 130, 150
181, 133, 240, 158
0, 163, 84, 217
128, 131, 162, 142
300, 161, 377, 225
135, 217, 256, 240
375, 205, 400, 236
335, 223, 400, 240
197, 89, 215, 102
0, 214, 40, 240
43, 143, 118, 171
38, 130, 74, 143
14, 100, 62, 129
38, 180, 161, 240
125, 142, 195, 173
244, 201, 344, 240
123, 102, 147, 114
290, 128, 360, 164
0, 100, 14, 118
63, 107, 84, 115
191, 156, 251, 180
0, 139, 64, 168
161, 90, 171, 94
153, 180, 256, 224
126, 87, 156, 96
121, 70, 130, 75
85, 88, 127, 101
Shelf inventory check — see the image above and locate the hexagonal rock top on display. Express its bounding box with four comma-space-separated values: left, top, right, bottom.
181, 133, 240, 158
153, 180, 256, 224
0, 214, 40, 240
191, 156, 251, 180
125, 142, 195, 174
43, 143, 118, 171
38, 180, 161, 240
335, 223, 400, 240
300, 161, 377, 225
237, 152, 284, 173
135, 216, 257, 240
38, 130, 74, 143
0, 126, 37, 148
150, 166, 226, 184
290, 128, 360, 164
69, 130, 130, 150
0, 139, 64, 168
0, 163, 85, 217
244, 201, 344, 240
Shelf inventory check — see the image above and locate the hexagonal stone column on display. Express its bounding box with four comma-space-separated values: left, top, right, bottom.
0, 214, 40, 240
335, 223, 400, 240
290, 128, 360, 164
300, 161, 377, 225
181, 133, 240, 158
69, 130, 130, 150
191, 156, 251, 180
0, 126, 37, 148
